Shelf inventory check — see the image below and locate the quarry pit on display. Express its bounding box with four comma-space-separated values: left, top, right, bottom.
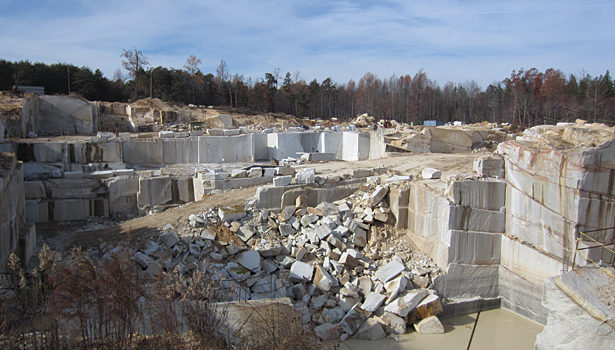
1, 93, 614, 349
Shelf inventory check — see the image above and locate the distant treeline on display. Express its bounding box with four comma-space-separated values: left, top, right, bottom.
1, 58, 614, 126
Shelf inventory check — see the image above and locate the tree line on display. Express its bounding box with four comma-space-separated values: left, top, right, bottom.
1, 55, 614, 126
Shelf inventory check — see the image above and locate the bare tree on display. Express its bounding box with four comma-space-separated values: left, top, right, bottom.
184, 55, 202, 75
121, 48, 149, 100
216, 60, 233, 106
185, 55, 202, 104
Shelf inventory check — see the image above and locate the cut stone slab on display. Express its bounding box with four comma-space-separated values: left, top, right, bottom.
236, 250, 262, 273
384, 289, 428, 317
273, 175, 293, 187
355, 318, 386, 340
339, 303, 371, 335
313, 264, 338, 291
414, 315, 445, 334
375, 258, 405, 283
361, 292, 387, 312
218, 205, 246, 221
421, 167, 442, 179
290, 261, 314, 282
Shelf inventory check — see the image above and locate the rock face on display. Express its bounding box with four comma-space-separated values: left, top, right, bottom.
535, 278, 615, 350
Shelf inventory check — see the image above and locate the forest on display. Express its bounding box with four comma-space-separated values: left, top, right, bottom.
1, 57, 614, 126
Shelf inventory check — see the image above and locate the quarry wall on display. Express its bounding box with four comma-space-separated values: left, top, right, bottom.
0, 153, 27, 271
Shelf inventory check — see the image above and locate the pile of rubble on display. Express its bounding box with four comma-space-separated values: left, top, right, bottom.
104, 182, 447, 342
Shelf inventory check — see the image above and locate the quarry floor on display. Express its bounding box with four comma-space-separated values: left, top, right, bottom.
344, 308, 543, 350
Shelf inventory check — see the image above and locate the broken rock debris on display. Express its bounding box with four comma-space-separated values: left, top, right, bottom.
116, 182, 445, 343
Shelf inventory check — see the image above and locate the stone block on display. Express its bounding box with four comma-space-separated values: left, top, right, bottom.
406, 294, 443, 324
249, 167, 262, 177
25, 199, 49, 223
137, 176, 173, 209
295, 168, 315, 184
313, 264, 338, 291
218, 205, 246, 221
383, 289, 428, 317
53, 199, 90, 221
378, 312, 406, 335
355, 318, 386, 340
275, 166, 296, 176
361, 292, 387, 312
368, 185, 388, 206
18, 223, 36, 266
207, 129, 225, 136
24, 181, 46, 199
422, 167, 441, 179
290, 261, 314, 281
413, 316, 444, 334
273, 175, 293, 187
445, 179, 506, 211
433, 264, 499, 299
474, 156, 504, 178
448, 230, 501, 265
121, 138, 163, 166
314, 323, 342, 341
375, 258, 405, 283
176, 177, 194, 203
104, 176, 138, 215
339, 303, 371, 335
237, 250, 261, 273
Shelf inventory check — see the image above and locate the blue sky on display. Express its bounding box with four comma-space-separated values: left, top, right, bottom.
0, 0, 613, 87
